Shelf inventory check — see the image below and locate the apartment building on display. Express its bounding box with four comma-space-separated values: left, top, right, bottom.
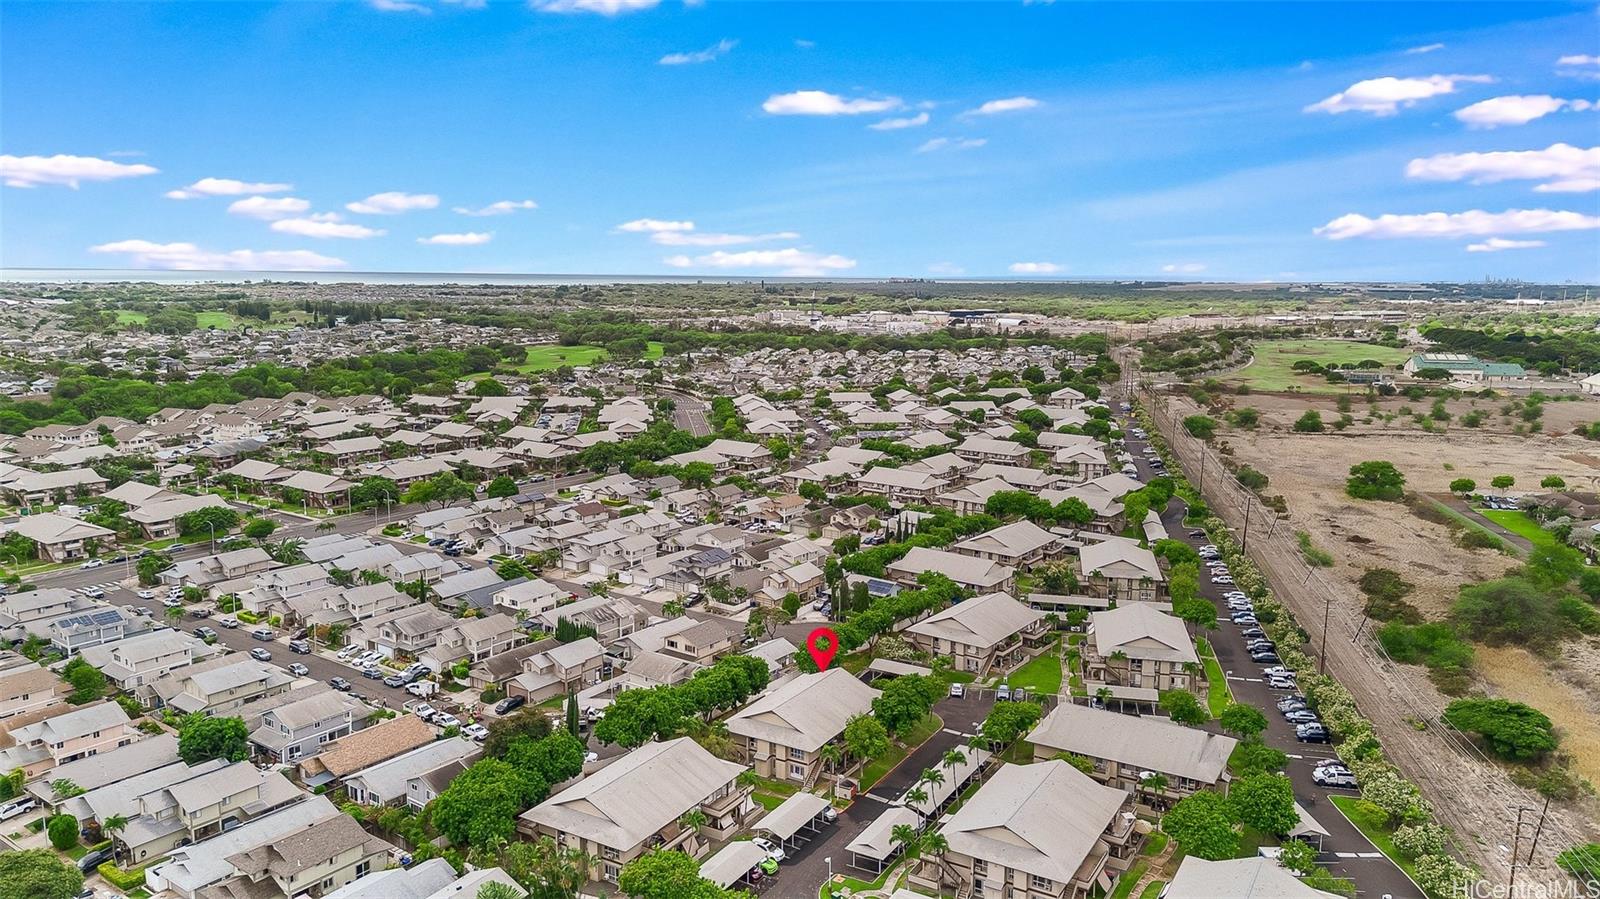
725, 669, 880, 784
904, 591, 1049, 677
1028, 704, 1236, 812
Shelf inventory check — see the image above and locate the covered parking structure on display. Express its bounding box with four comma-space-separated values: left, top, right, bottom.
900, 747, 992, 820
753, 791, 831, 852
864, 658, 933, 682
1290, 801, 1330, 851
846, 806, 921, 873
699, 840, 771, 890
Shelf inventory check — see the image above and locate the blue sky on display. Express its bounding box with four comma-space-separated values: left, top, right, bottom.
2, 0, 1597, 281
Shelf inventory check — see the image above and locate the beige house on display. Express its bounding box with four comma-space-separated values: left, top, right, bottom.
419, 612, 526, 672
115, 761, 305, 865
1083, 604, 1199, 700
725, 668, 880, 784
887, 546, 1016, 594
953, 520, 1067, 568
204, 811, 392, 899
661, 619, 742, 666
507, 637, 606, 703
519, 738, 753, 884
1077, 540, 1166, 603
0, 664, 62, 721
80, 629, 222, 691
1028, 704, 1236, 811
904, 591, 1049, 678
147, 657, 294, 717
856, 467, 950, 506
934, 760, 1141, 899
0, 700, 138, 777
6, 513, 116, 562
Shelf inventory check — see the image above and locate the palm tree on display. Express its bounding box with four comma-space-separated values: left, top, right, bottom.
101, 814, 127, 838
890, 823, 924, 868
819, 743, 843, 775
329, 567, 356, 588
677, 809, 707, 833
316, 520, 338, 532
903, 786, 929, 809
919, 768, 946, 793
265, 538, 307, 565
941, 748, 967, 779
50, 778, 83, 799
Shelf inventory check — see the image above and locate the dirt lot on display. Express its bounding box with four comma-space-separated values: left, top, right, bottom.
1186, 399, 1600, 782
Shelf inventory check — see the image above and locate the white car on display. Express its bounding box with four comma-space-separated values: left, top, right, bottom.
82, 587, 106, 599
463, 723, 490, 742
751, 837, 786, 863
434, 713, 462, 729
337, 646, 361, 660
413, 703, 438, 719
79, 559, 105, 570
356, 650, 381, 666
405, 682, 433, 697
137, 589, 156, 600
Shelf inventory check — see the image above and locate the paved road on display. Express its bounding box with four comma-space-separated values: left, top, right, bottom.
1118, 411, 1421, 899
664, 389, 712, 437
783, 692, 996, 898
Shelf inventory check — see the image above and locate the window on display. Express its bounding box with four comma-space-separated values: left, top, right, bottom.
1030, 874, 1053, 890
787, 746, 805, 761
789, 763, 806, 780
355, 859, 371, 878
603, 863, 620, 882
972, 859, 988, 876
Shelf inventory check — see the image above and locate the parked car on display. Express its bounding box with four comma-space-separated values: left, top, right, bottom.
495, 695, 526, 715
288, 640, 311, 654
1245, 639, 1275, 653
249, 647, 272, 662
287, 663, 310, 676
414, 703, 438, 720
751, 837, 786, 863
77, 846, 114, 872
1283, 710, 1320, 724
1314, 769, 1358, 788
161, 595, 181, 607
218, 617, 240, 629
0, 796, 39, 821
1232, 615, 1258, 627
996, 684, 1011, 701
1295, 723, 1331, 743
136, 589, 156, 600
250, 627, 274, 641
1266, 675, 1298, 691
384, 675, 406, 687
948, 682, 965, 699
463, 723, 490, 742
1277, 694, 1308, 710
1277, 699, 1309, 714
1240, 627, 1266, 639
362, 665, 384, 680
406, 682, 434, 697
195, 626, 218, 641
1250, 651, 1281, 664
1314, 762, 1353, 777
434, 713, 462, 729
338, 646, 361, 660
1262, 666, 1296, 679
79, 559, 105, 570
330, 677, 352, 691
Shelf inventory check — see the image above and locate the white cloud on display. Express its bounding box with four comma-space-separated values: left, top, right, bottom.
927, 262, 965, 275
418, 232, 493, 245
1162, 262, 1207, 274
1405, 43, 1445, 55
88, 239, 346, 271
453, 199, 538, 216
530, 0, 659, 15
794, 39, 815, 49
226, 196, 312, 220
762, 90, 902, 116
662, 247, 857, 276
345, 191, 440, 214
269, 217, 386, 239
916, 137, 987, 153
1315, 208, 1600, 240
869, 112, 929, 131
652, 230, 798, 247
1405, 144, 1600, 193
616, 218, 695, 232
1009, 261, 1063, 274
659, 39, 736, 65
1558, 55, 1600, 66
1304, 74, 1492, 116
966, 96, 1041, 116
1466, 237, 1546, 252
370, 0, 430, 11
165, 177, 292, 200
1452, 95, 1593, 128
0, 153, 158, 189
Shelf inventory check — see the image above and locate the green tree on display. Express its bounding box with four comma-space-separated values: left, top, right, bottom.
979, 700, 1043, 746
176, 504, 241, 538
1182, 415, 1218, 439
843, 713, 890, 766
1345, 460, 1406, 501
1162, 791, 1237, 860
434, 758, 542, 849
497, 558, 531, 580
46, 814, 78, 850
61, 658, 106, 704
501, 836, 593, 899
1490, 474, 1515, 493
476, 883, 522, 899
1218, 702, 1267, 739
0, 848, 84, 899
136, 552, 174, 586
242, 518, 277, 540
485, 475, 519, 498
1540, 475, 1566, 489
1292, 409, 1324, 433
1228, 773, 1298, 835
871, 675, 942, 736
1556, 843, 1600, 888
617, 849, 739, 899
178, 714, 249, 763
1228, 741, 1288, 775
483, 708, 553, 759
1448, 478, 1476, 496
1443, 698, 1557, 760
1159, 688, 1209, 726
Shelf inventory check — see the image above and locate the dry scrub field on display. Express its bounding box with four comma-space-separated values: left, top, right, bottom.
1181, 395, 1600, 784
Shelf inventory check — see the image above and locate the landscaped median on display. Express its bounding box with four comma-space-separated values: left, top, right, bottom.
1195, 637, 1230, 717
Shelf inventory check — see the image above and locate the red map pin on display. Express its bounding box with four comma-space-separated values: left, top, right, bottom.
806, 627, 839, 671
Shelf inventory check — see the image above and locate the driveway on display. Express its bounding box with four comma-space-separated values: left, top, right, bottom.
783, 692, 995, 898
1120, 411, 1422, 899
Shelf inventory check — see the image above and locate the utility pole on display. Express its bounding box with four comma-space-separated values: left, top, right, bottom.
1319, 594, 1331, 674
1241, 494, 1253, 551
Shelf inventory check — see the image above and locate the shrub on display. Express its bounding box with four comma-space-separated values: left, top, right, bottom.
1392, 822, 1448, 859
1293, 410, 1324, 433
1414, 853, 1476, 898
1442, 698, 1557, 760
97, 861, 149, 891
46, 813, 77, 850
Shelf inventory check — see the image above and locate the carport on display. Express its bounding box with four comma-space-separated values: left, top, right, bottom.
754, 791, 831, 851
845, 806, 921, 873
900, 747, 991, 819
865, 658, 933, 681
1290, 801, 1330, 850
699, 841, 771, 889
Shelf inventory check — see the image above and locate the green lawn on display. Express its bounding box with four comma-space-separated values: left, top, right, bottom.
1109, 861, 1149, 899
1138, 882, 1165, 899
1196, 637, 1231, 717
1478, 509, 1559, 550
505, 341, 666, 374
1004, 640, 1063, 695
1330, 795, 1424, 886
819, 869, 893, 899
1227, 339, 1410, 394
